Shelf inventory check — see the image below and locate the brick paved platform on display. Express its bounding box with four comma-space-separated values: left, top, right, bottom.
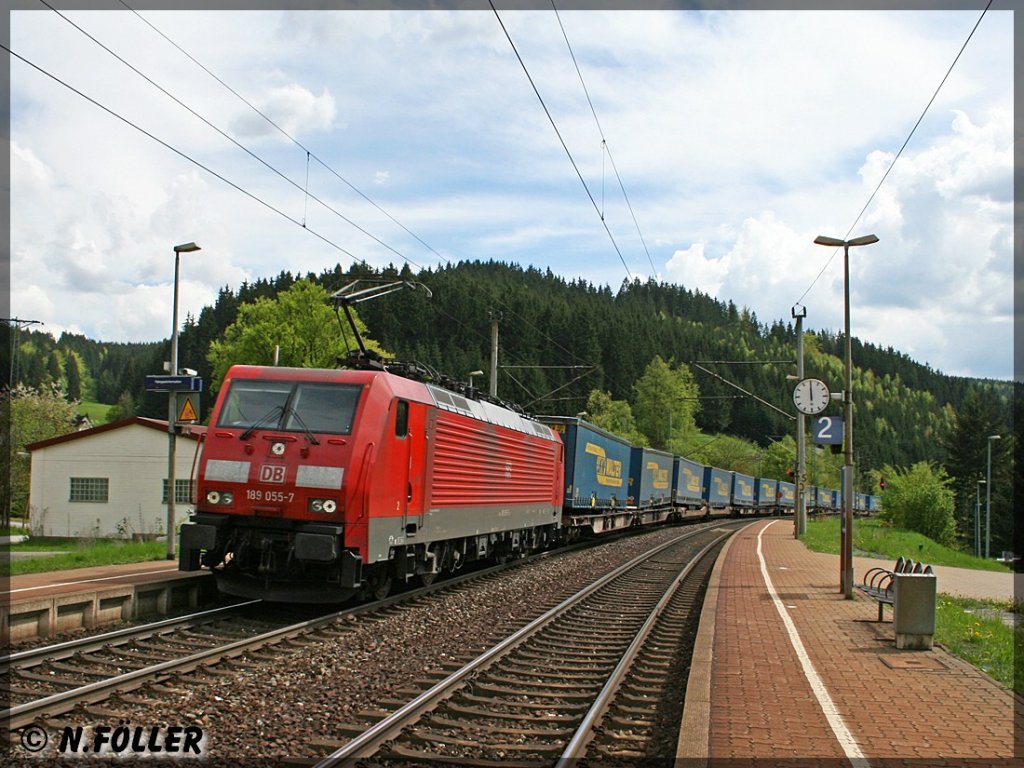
680, 518, 1022, 766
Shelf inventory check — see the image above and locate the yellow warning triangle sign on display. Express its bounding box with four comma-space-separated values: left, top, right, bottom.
178, 397, 199, 423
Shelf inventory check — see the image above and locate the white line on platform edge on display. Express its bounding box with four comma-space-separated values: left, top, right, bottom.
757, 521, 870, 768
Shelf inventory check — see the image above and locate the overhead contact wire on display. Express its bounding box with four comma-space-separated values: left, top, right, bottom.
490, 1, 633, 281
39, 0, 424, 272
115, 0, 589, 374
552, 1, 658, 279
117, 0, 452, 270
3, 43, 366, 267
794, 0, 993, 307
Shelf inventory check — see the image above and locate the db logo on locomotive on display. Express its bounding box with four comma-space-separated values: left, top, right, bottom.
258, 464, 286, 484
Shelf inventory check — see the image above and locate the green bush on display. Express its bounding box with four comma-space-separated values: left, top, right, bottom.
877, 461, 957, 546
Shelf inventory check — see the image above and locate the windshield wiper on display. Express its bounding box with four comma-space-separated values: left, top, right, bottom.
239, 405, 284, 441
285, 408, 321, 445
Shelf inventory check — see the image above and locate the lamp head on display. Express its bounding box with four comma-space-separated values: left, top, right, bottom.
814, 235, 845, 247
847, 234, 879, 247
174, 242, 201, 254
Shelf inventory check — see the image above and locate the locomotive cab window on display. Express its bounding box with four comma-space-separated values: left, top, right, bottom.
286, 383, 361, 434
218, 379, 362, 435
394, 400, 409, 438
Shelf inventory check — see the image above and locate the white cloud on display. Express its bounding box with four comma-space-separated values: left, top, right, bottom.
230, 83, 337, 141
8, 8, 1014, 381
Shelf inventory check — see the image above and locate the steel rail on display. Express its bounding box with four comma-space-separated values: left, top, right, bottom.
1, 600, 261, 673
3, 535, 616, 732
312, 526, 719, 767
556, 530, 730, 764
4, 603, 349, 730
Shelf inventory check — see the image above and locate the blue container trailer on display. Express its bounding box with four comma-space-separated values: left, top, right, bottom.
755, 477, 778, 511
539, 416, 631, 510
776, 481, 796, 511
628, 447, 673, 508
703, 466, 732, 511
673, 456, 706, 510
731, 472, 756, 513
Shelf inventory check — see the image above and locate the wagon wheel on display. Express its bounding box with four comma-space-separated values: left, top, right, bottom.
372, 575, 392, 601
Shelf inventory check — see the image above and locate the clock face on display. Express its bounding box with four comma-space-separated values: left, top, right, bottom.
793, 378, 830, 415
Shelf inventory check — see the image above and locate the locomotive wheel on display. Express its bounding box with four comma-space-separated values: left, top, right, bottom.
371, 575, 392, 601
417, 571, 437, 587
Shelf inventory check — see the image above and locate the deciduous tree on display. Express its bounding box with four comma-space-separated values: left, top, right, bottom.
5, 384, 80, 525
207, 279, 388, 392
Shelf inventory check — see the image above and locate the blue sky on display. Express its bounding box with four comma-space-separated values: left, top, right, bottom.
9, 7, 1015, 380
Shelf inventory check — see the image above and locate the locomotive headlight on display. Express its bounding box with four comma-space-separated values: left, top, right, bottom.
308, 498, 338, 514
205, 490, 233, 506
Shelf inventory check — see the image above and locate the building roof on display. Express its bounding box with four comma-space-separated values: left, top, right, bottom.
25, 416, 207, 452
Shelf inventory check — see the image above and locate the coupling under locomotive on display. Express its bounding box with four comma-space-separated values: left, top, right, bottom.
180, 364, 564, 603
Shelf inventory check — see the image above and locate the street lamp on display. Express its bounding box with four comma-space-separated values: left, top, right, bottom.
792, 304, 807, 538
167, 241, 201, 560
986, 434, 1000, 558
975, 479, 986, 558
467, 370, 484, 390
814, 233, 879, 598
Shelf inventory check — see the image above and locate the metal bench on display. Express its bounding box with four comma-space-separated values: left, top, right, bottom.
856, 556, 932, 621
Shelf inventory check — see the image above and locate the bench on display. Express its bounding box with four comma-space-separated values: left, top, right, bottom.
856, 556, 933, 621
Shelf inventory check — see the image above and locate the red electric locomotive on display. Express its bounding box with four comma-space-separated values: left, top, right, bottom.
179, 364, 564, 603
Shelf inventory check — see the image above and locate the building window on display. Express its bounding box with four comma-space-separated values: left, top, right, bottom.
69, 477, 109, 503
162, 479, 195, 505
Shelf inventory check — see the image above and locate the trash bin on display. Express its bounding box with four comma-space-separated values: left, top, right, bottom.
893, 572, 937, 650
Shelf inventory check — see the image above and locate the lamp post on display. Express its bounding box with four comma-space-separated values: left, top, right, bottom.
814, 233, 878, 598
975, 479, 986, 558
792, 304, 807, 538
167, 241, 201, 560
986, 434, 1000, 558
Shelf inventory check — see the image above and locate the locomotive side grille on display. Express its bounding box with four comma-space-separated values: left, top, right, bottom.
429, 414, 559, 506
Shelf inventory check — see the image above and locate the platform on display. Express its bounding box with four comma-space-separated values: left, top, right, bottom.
680, 518, 1021, 765
3, 561, 215, 644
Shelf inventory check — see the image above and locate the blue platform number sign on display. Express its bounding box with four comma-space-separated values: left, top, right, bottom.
812, 416, 843, 445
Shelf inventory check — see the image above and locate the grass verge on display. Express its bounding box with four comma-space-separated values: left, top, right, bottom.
934, 594, 1017, 693
2, 538, 168, 577
803, 516, 1010, 572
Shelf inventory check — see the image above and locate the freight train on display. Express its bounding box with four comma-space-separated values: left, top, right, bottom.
179, 362, 876, 603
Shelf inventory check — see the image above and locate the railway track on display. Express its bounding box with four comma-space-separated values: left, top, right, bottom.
311, 524, 731, 767
1, 600, 341, 731
2, 533, 621, 736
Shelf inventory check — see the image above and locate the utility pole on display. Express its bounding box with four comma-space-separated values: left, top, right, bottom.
488, 310, 502, 398
2, 318, 43, 388
793, 305, 807, 538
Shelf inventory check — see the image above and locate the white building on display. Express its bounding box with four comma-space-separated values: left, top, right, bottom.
26, 417, 206, 539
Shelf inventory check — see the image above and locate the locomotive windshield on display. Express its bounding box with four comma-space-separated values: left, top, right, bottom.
217, 379, 361, 435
